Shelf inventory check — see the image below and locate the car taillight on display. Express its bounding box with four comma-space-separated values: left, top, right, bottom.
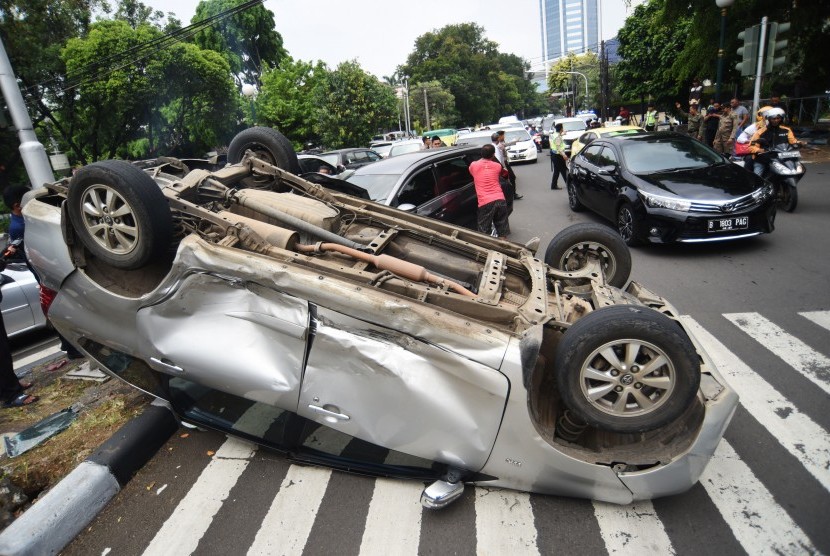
39, 285, 57, 317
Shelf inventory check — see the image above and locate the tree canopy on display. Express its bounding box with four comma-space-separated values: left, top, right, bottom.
401, 23, 544, 125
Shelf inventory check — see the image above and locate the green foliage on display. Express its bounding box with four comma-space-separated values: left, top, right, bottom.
314, 61, 397, 149
59, 19, 237, 160
614, 0, 691, 105
408, 80, 458, 131
257, 57, 328, 149
192, 0, 287, 87
402, 23, 542, 125
547, 52, 601, 112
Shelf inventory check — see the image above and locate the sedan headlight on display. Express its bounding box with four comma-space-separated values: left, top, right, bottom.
752, 183, 774, 201
770, 160, 804, 175
640, 191, 692, 212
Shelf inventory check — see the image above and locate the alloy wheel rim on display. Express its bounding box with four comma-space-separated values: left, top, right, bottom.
618, 207, 633, 242
579, 339, 676, 417
80, 184, 139, 254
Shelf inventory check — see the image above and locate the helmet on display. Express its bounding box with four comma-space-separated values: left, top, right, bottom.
765, 107, 785, 122
756, 105, 773, 119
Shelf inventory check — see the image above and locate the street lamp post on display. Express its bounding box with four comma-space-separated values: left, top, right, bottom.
561, 71, 588, 111
715, 0, 736, 103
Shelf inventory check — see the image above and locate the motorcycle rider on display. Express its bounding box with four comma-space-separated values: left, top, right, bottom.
748, 107, 802, 176
736, 105, 772, 172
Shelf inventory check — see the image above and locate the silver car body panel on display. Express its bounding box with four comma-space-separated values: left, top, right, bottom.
21, 154, 739, 504
1, 262, 47, 338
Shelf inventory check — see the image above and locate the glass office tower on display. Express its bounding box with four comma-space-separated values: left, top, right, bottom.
540, 0, 600, 62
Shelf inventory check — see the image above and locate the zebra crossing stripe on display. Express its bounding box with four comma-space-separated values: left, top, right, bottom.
142, 437, 256, 556
592, 500, 675, 555
724, 312, 830, 395
700, 440, 817, 554
799, 310, 830, 332
247, 465, 332, 556
14, 341, 60, 369
683, 316, 830, 490
474, 488, 538, 555
359, 479, 424, 555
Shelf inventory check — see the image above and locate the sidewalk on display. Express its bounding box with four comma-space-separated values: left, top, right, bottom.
0, 352, 178, 555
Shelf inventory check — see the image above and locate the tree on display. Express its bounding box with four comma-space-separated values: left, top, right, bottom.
402, 23, 539, 125
408, 80, 457, 131
314, 61, 397, 149
257, 57, 328, 149
547, 52, 601, 113
192, 0, 287, 88
614, 0, 691, 106
60, 19, 237, 161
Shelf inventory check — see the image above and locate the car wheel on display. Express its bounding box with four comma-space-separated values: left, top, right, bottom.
779, 178, 798, 212
67, 160, 173, 270
617, 202, 644, 246
544, 223, 631, 288
554, 305, 701, 433
566, 178, 584, 212
227, 127, 301, 175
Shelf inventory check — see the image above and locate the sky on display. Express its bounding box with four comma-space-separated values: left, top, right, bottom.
141, 0, 638, 79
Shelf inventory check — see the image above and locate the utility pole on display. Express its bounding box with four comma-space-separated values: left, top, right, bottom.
0, 36, 54, 189
423, 87, 431, 131
600, 40, 608, 122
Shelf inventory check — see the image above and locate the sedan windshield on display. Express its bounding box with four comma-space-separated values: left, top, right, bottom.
505, 130, 531, 143
560, 121, 587, 132
345, 173, 399, 202
621, 137, 724, 173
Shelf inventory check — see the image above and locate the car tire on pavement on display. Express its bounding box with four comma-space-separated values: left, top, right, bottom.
617, 202, 644, 246
567, 178, 584, 212
544, 223, 631, 288
554, 305, 701, 433
227, 127, 301, 175
67, 160, 173, 270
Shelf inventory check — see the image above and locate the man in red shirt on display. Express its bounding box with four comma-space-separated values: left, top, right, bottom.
469, 144, 510, 239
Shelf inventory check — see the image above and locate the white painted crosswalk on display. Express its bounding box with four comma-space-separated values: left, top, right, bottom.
70, 310, 830, 555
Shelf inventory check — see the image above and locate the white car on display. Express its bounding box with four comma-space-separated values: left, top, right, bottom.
456, 128, 538, 163
554, 117, 590, 156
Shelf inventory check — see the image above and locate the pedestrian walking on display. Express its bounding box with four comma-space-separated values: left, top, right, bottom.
549, 123, 568, 190
469, 144, 510, 239
730, 98, 750, 138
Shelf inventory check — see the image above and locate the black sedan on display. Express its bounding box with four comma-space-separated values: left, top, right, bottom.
566, 133, 776, 245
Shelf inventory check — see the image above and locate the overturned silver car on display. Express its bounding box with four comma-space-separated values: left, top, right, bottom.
23, 127, 737, 508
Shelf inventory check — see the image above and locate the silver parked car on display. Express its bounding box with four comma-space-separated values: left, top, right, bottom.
22, 127, 737, 508
1, 261, 48, 339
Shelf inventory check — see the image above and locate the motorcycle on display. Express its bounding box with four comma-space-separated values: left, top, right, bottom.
755, 143, 805, 212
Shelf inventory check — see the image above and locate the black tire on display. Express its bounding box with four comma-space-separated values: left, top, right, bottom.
566, 178, 584, 212
544, 223, 632, 288
67, 160, 173, 270
780, 178, 798, 212
227, 127, 301, 175
616, 202, 644, 246
554, 305, 701, 433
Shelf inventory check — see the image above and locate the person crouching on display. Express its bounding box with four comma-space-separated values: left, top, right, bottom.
469, 144, 510, 239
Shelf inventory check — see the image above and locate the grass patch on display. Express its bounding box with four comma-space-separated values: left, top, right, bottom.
1, 360, 150, 500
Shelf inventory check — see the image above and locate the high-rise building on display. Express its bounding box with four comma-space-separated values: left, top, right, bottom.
539, 0, 601, 63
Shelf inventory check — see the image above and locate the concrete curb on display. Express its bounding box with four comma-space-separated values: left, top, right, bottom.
0, 399, 178, 556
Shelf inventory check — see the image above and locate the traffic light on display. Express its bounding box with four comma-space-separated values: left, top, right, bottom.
736, 24, 760, 77
764, 21, 790, 73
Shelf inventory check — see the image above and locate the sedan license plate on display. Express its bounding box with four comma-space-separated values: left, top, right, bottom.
708, 216, 748, 232
510, 153, 521, 160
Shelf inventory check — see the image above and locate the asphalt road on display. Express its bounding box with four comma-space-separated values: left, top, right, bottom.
54, 158, 830, 555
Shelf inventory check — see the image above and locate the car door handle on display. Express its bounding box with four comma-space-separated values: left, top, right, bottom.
150, 357, 185, 375
308, 404, 350, 421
